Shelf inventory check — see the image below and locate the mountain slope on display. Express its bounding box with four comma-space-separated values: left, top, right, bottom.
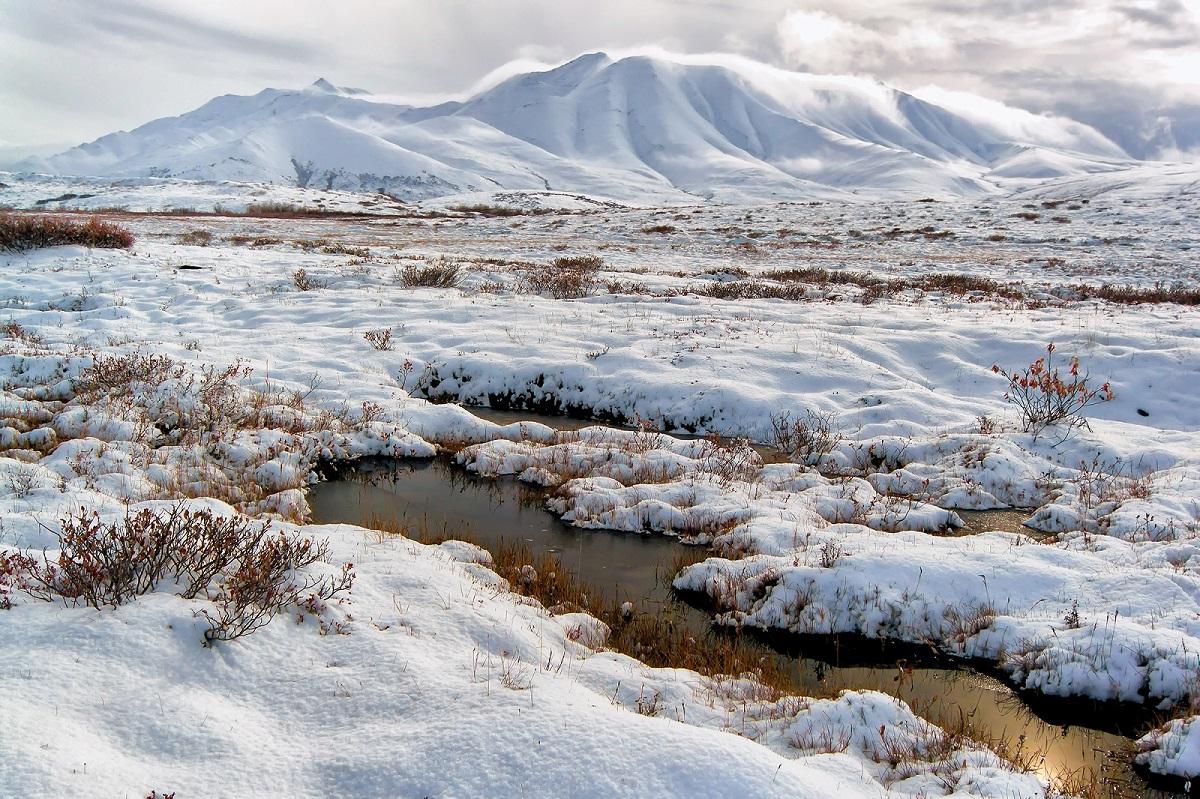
21, 53, 1137, 203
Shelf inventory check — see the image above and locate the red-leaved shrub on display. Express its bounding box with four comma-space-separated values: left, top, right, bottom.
0, 213, 134, 252
992, 343, 1113, 439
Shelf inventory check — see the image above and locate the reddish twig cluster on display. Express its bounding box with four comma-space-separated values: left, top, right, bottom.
0, 504, 353, 644
992, 343, 1113, 440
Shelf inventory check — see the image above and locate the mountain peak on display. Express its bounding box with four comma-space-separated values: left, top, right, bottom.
305, 78, 371, 97
563, 51, 611, 69
523, 51, 612, 86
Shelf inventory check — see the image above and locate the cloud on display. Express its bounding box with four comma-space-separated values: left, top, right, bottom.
1115, 0, 1191, 30
776, 9, 955, 74
768, 1, 1200, 157
6, 0, 318, 62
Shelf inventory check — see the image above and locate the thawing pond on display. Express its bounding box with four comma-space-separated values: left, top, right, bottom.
310, 455, 1178, 798
955, 508, 1042, 537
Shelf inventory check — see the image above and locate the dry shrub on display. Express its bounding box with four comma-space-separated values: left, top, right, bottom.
641, 224, 677, 234
872, 711, 1026, 788
624, 415, 665, 454
523, 255, 604, 299
818, 539, 843, 568
770, 409, 842, 466
992, 343, 1113, 439
1068, 455, 1157, 536
0, 213, 134, 252
551, 255, 604, 271
192, 360, 257, 433
0, 550, 37, 609
226, 203, 369, 219
699, 281, 807, 301
2, 321, 45, 346
67, 353, 356, 517
363, 328, 394, 351
450, 204, 553, 217
941, 602, 996, 644
720, 267, 1193, 308
18, 505, 274, 606
3, 505, 353, 643
244, 202, 315, 217
763, 267, 1025, 303
605, 280, 651, 295
73, 352, 186, 403
399, 262, 461, 288
226, 235, 283, 247
74, 352, 327, 440
918, 272, 1022, 300
320, 242, 370, 257
178, 229, 214, 246
200, 531, 353, 644
765, 266, 877, 287
697, 434, 761, 487
293, 238, 330, 251
244, 203, 304, 215
1082, 282, 1200, 306
73, 354, 255, 439
291, 268, 327, 291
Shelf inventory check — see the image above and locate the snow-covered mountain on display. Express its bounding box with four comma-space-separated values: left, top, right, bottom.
20, 53, 1138, 203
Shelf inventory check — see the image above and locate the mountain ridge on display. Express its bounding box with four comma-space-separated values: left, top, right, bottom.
18, 52, 1140, 203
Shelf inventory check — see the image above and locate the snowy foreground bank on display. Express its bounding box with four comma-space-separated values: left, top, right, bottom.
2, 191, 1199, 792
5, 501, 1054, 797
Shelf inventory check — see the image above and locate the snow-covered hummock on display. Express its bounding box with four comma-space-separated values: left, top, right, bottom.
0, 500, 1055, 798
13, 52, 1137, 203
1138, 714, 1200, 781
0, 345, 1058, 798
457, 428, 1200, 706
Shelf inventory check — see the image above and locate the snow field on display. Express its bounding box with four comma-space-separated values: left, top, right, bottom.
2, 187, 1199, 787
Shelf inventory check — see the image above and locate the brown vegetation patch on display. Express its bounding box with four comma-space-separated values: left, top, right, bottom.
0, 213, 134, 253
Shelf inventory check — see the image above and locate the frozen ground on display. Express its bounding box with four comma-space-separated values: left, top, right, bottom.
2, 178, 1199, 792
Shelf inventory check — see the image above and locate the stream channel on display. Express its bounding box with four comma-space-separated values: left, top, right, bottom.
310, 408, 1181, 798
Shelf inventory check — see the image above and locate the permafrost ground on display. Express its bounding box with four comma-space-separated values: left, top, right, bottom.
2, 175, 1199, 796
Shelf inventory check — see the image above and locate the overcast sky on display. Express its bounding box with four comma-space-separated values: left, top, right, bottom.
2, 0, 1198, 159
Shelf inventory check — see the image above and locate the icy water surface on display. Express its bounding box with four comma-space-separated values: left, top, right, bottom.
310, 454, 1178, 798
